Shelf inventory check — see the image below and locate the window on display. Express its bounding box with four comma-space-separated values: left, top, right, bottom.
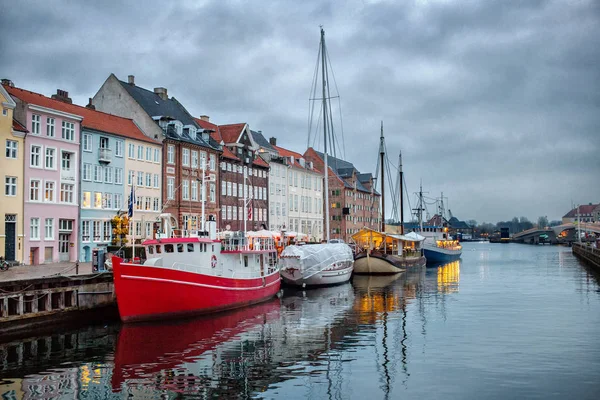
182, 180, 189, 200
146, 173, 152, 187
209, 154, 216, 171
146, 147, 152, 161
210, 183, 215, 202
115, 168, 123, 184
82, 192, 91, 208
191, 180, 198, 201
30, 179, 41, 201
137, 145, 143, 160
62, 121, 75, 141
82, 163, 92, 181
167, 177, 175, 200
154, 148, 160, 163
30, 218, 40, 240
99, 136, 109, 149
32, 114, 40, 134
192, 151, 198, 168
222, 207, 226, 221
94, 192, 102, 208
44, 181, 55, 202
227, 206, 232, 220
182, 148, 190, 166
238, 206, 243, 220
128, 143, 135, 158
137, 172, 144, 187
103, 193, 113, 209
221, 180, 226, 196
92, 220, 101, 241
145, 222, 152, 238
46, 118, 56, 138
103, 221, 112, 242
232, 182, 237, 197
4, 176, 16, 196
45, 218, 54, 240
233, 205, 238, 220
263, 187, 267, 200
2, 108, 7, 116
145, 197, 151, 210
30, 145, 41, 167
153, 197, 160, 211
136, 196, 142, 210
59, 219, 73, 232
114, 193, 122, 210
200, 151, 207, 169
167, 145, 175, 164
45, 147, 55, 169
5, 140, 17, 159
128, 170, 134, 185
153, 173, 159, 188
115, 140, 123, 157
61, 151, 72, 171
94, 165, 102, 182
60, 183, 74, 203
81, 220, 90, 242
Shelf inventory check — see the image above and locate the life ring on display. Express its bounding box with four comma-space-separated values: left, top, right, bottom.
211, 254, 217, 268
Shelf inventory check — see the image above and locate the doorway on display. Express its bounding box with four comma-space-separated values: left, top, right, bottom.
4, 214, 16, 261
59, 233, 70, 261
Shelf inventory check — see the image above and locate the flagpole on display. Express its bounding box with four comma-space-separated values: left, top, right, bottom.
130, 173, 136, 262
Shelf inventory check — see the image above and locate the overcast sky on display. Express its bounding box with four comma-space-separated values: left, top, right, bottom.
1, 0, 598, 223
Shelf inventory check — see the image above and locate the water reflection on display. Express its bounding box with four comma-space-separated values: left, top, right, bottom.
436, 261, 461, 293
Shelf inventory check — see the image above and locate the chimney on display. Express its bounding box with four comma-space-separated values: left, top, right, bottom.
269, 137, 277, 146
51, 89, 72, 104
1, 78, 14, 87
154, 87, 168, 100
86, 98, 96, 110
200, 115, 210, 122
128, 75, 135, 85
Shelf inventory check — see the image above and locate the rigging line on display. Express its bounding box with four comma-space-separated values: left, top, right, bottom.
325, 45, 346, 159
385, 158, 398, 221
403, 175, 412, 223
307, 39, 322, 149
324, 56, 338, 161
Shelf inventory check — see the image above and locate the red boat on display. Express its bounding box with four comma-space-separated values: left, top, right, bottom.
111, 298, 281, 392
112, 214, 281, 322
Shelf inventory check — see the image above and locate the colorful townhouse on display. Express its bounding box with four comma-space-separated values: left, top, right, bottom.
93, 74, 220, 231
0, 81, 27, 262
272, 143, 323, 242
208, 123, 270, 231
7, 85, 82, 264
78, 102, 161, 262
305, 148, 381, 242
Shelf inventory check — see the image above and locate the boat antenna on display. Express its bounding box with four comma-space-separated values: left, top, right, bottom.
380, 121, 385, 232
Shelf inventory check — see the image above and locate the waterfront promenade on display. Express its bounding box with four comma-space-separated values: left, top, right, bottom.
0, 262, 94, 283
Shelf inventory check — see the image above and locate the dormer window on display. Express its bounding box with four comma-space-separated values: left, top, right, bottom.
175, 122, 183, 135
190, 128, 196, 140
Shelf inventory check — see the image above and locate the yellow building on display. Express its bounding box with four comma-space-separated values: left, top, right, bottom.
1, 83, 26, 262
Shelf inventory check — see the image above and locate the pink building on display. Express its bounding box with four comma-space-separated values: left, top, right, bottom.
8, 86, 82, 264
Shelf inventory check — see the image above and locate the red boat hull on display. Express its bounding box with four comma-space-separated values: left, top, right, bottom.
112, 257, 281, 322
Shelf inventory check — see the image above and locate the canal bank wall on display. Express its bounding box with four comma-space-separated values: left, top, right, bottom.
0, 272, 116, 339
572, 243, 600, 270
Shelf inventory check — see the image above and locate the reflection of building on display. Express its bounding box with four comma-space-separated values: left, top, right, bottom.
437, 261, 460, 293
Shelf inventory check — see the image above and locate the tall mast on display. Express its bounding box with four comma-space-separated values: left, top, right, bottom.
419, 182, 423, 232
379, 121, 385, 232
321, 27, 330, 242
399, 151, 404, 235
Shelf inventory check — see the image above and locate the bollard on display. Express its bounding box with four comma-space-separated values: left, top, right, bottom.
76, 261, 79, 275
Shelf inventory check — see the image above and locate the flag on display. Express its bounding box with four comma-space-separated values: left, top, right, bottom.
247, 206, 253, 221
128, 184, 135, 218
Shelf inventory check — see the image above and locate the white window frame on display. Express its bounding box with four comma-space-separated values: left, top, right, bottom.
29, 179, 41, 202
82, 163, 92, 181
44, 147, 56, 170
137, 145, 144, 160
82, 133, 92, 151
153, 173, 159, 188
167, 177, 175, 200
146, 147, 152, 162
104, 166, 113, 183
81, 220, 90, 242
44, 180, 56, 203
60, 183, 74, 204
182, 179, 189, 200
44, 218, 54, 240
4, 176, 17, 196
146, 173, 152, 187
61, 121, 75, 141
61, 151, 72, 172
5, 140, 17, 159
115, 168, 123, 184
191, 180, 198, 201
94, 165, 103, 182
182, 148, 190, 166
82, 191, 91, 208
191, 150, 198, 169
31, 114, 40, 135
167, 145, 175, 164
154, 148, 160, 163
128, 143, 135, 159
30, 218, 40, 240
115, 140, 123, 157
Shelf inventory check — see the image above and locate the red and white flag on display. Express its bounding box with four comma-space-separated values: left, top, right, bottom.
247, 206, 253, 221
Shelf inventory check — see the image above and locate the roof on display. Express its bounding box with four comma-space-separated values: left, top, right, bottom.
563, 204, 599, 217
357, 173, 373, 183
253, 156, 269, 168
6, 85, 159, 144
117, 79, 217, 149
310, 148, 375, 194
218, 123, 246, 144
12, 118, 27, 133
194, 117, 222, 142
221, 146, 240, 161
251, 131, 276, 152
272, 144, 320, 173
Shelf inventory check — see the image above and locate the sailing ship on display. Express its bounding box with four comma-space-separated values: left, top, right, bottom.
279, 27, 354, 287
413, 188, 462, 264
351, 124, 426, 274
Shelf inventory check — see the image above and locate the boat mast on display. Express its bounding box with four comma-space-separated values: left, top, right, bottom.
379, 121, 385, 233
321, 27, 330, 242
399, 151, 404, 235
419, 182, 423, 232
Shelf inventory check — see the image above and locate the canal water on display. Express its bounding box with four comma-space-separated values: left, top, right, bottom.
1, 243, 599, 399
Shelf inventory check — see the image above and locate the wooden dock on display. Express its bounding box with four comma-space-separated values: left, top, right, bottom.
572, 243, 600, 270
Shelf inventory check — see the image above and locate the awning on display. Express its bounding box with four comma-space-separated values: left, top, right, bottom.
390, 232, 425, 242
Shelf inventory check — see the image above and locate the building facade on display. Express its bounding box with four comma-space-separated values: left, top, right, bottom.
0, 82, 26, 262
8, 86, 81, 264
562, 203, 599, 224
212, 123, 269, 232
93, 74, 220, 231
304, 148, 381, 243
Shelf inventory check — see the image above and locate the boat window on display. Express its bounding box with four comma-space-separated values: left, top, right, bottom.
165, 244, 174, 253
147, 246, 154, 255
156, 245, 162, 254
212, 245, 215, 252
244, 255, 248, 267
177, 244, 184, 253
187, 243, 195, 252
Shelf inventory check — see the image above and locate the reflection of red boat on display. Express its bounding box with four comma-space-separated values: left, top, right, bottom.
111, 297, 281, 392
112, 215, 280, 322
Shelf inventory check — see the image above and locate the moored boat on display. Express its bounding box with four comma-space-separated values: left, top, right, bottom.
112, 214, 281, 322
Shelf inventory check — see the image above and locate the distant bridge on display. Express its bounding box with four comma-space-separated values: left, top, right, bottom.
512, 223, 600, 245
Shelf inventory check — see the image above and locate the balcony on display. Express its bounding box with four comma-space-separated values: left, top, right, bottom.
98, 148, 113, 163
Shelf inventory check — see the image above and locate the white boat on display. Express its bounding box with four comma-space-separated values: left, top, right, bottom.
279, 28, 354, 287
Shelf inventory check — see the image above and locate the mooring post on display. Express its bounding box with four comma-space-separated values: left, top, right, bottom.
75, 261, 79, 275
